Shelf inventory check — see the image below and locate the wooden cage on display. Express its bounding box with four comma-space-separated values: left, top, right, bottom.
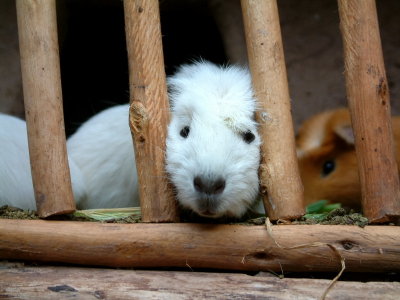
1, 0, 400, 296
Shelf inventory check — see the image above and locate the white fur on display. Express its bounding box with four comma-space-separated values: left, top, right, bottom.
166, 61, 261, 218
67, 105, 139, 209
0, 113, 86, 210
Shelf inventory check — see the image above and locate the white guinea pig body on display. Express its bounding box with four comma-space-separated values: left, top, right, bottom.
0, 113, 86, 210
67, 104, 139, 209
166, 62, 261, 218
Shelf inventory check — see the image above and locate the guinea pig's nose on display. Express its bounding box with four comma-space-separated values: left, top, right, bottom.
193, 176, 226, 195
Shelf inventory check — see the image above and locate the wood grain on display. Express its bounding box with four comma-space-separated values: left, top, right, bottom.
123, 0, 178, 222
0, 220, 399, 272
241, 0, 305, 220
338, 0, 400, 223
16, 0, 75, 217
1, 264, 399, 300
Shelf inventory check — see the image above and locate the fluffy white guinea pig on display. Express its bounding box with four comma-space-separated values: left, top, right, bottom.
166, 61, 262, 218
0, 113, 86, 210
69, 61, 262, 217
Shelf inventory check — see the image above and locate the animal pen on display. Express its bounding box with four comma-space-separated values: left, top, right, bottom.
1, 0, 400, 298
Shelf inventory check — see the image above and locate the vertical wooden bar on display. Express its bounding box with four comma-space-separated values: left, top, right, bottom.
123, 0, 178, 222
16, 0, 76, 217
241, 0, 304, 220
338, 0, 400, 223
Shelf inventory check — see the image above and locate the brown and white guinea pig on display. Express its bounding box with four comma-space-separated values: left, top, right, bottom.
296, 108, 400, 209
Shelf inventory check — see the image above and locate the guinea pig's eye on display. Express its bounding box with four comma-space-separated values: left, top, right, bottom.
180, 126, 190, 138
242, 130, 255, 144
322, 160, 335, 177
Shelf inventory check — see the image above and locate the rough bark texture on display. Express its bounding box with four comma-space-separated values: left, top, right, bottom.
16, 0, 75, 217
241, 0, 305, 220
123, 0, 178, 222
1, 264, 399, 300
338, 0, 400, 223
0, 220, 399, 272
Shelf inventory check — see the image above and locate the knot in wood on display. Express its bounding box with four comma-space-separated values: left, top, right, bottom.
377, 77, 388, 105
245, 250, 277, 262
259, 164, 269, 195
341, 240, 355, 250
129, 101, 148, 143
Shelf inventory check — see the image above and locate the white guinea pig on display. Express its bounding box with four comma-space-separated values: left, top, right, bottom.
67, 104, 139, 209
0, 113, 86, 210
69, 62, 262, 217
166, 62, 261, 218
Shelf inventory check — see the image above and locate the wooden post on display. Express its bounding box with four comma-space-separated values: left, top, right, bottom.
16, 0, 76, 217
241, 0, 304, 220
123, 0, 178, 222
1, 220, 400, 272
338, 0, 400, 223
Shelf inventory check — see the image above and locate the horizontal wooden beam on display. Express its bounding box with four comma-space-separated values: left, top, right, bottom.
1, 264, 399, 299
0, 220, 399, 272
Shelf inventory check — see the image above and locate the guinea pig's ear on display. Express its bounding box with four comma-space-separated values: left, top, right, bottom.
334, 124, 355, 145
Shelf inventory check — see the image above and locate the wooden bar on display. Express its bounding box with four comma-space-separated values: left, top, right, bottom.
338, 0, 400, 223
1, 265, 400, 299
240, 0, 304, 220
123, 0, 178, 222
16, 0, 76, 218
1, 220, 399, 272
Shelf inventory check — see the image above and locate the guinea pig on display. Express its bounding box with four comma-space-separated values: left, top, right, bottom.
166, 61, 261, 218
0, 113, 87, 210
68, 61, 262, 218
67, 104, 139, 209
296, 107, 400, 209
